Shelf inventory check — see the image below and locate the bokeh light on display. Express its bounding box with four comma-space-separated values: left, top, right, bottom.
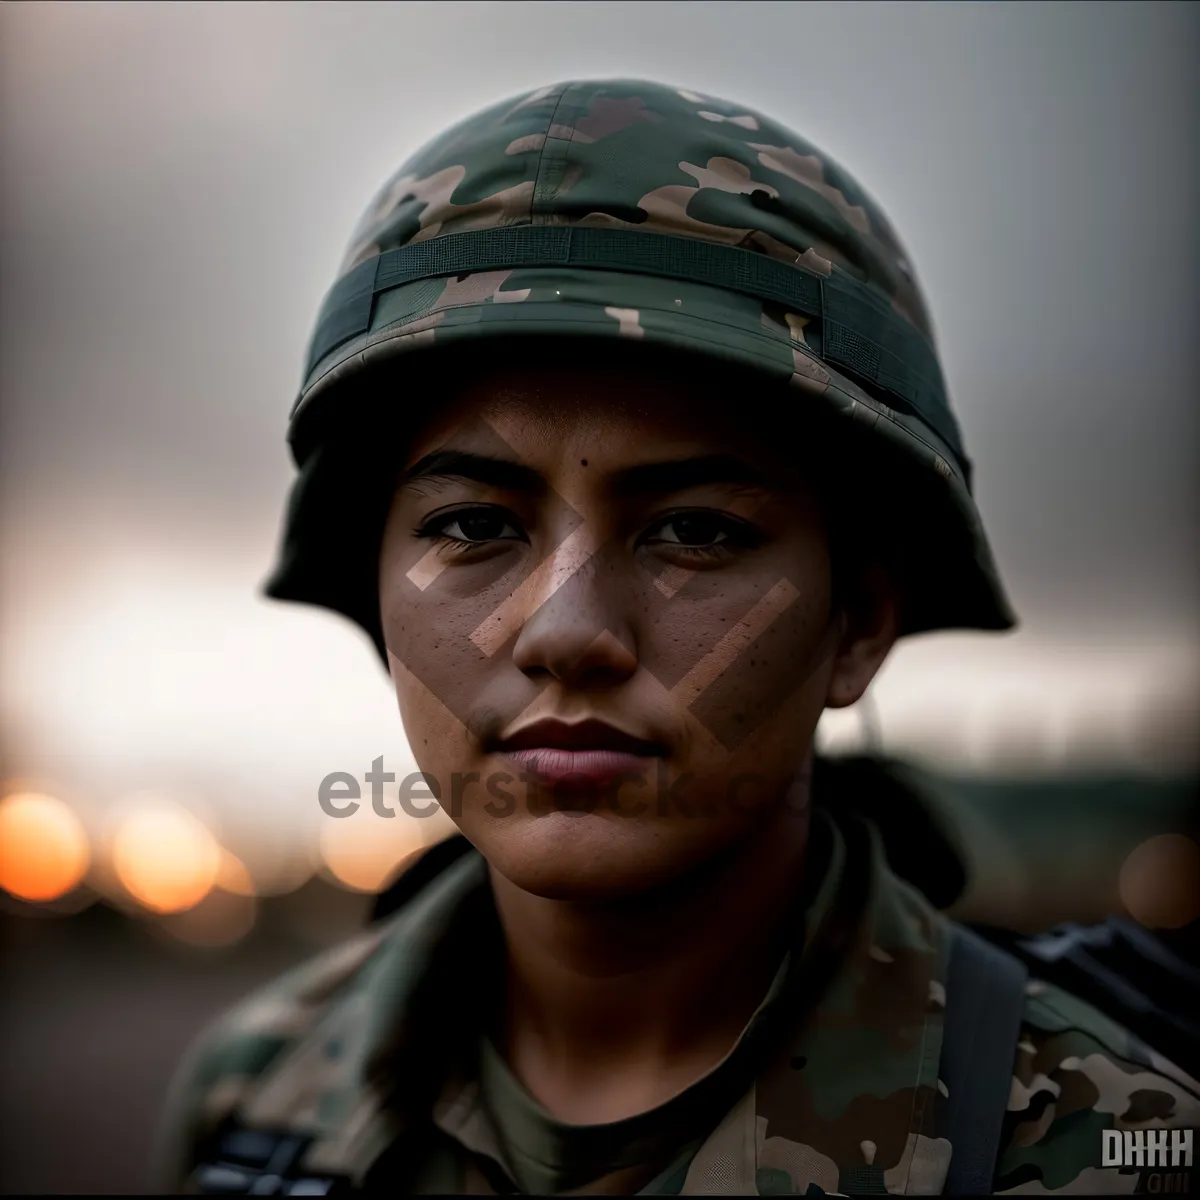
157, 887, 258, 948
110, 803, 220, 913
216, 849, 256, 896
0, 792, 91, 902
1118, 833, 1200, 930
319, 812, 427, 893
245, 842, 317, 897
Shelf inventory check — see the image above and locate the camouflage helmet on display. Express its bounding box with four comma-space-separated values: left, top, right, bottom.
265, 78, 1017, 660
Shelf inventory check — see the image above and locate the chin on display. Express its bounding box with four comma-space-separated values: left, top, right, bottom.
481, 810, 724, 902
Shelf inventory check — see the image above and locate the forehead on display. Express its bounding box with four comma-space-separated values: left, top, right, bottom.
405, 349, 788, 474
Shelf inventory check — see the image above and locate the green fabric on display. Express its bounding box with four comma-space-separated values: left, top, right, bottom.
471, 956, 790, 1194
303, 226, 954, 455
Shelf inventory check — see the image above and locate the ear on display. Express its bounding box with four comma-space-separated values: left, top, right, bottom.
824, 561, 900, 710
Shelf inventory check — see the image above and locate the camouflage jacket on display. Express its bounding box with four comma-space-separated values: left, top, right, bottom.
155, 805, 1200, 1196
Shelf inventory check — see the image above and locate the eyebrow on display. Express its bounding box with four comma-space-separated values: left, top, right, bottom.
400, 450, 546, 494
399, 450, 771, 497
611, 454, 771, 496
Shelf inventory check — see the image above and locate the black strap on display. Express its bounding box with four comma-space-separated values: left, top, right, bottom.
978, 916, 1200, 1083
940, 924, 1029, 1195
299, 225, 964, 460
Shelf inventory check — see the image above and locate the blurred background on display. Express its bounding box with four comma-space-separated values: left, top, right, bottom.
1, 0, 1198, 1192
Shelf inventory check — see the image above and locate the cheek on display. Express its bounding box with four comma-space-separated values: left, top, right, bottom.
379, 551, 522, 744
387, 648, 479, 778
639, 543, 835, 757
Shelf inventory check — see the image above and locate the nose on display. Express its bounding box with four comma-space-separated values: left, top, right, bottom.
509, 546, 638, 689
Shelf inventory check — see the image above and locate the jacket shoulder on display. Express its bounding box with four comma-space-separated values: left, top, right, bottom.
995, 976, 1200, 1194
149, 921, 391, 1190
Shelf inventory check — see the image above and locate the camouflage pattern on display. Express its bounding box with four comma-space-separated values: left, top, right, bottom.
265, 79, 1017, 642
155, 804, 1200, 1195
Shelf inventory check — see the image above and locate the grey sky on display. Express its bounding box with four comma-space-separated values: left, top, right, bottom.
0, 2, 1197, 846
3, 2, 1197, 619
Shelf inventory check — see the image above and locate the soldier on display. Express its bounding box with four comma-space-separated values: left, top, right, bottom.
155, 80, 1199, 1195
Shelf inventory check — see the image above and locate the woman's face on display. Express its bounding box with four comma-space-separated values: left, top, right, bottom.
378, 352, 896, 900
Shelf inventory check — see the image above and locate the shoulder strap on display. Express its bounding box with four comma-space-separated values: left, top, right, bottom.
939, 923, 1029, 1195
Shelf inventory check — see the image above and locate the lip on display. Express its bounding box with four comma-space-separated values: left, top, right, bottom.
495, 719, 664, 786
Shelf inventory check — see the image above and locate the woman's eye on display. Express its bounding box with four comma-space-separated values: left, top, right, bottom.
429, 509, 524, 544
647, 514, 734, 548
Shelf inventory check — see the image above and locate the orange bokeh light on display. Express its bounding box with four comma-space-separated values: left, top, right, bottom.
216, 849, 256, 896
1119, 833, 1200, 930
319, 813, 426, 893
0, 792, 91, 902
111, 805, 220, 913
159, 888, 258, 948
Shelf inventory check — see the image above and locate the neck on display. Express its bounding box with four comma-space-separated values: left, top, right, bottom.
487, 766, 815, 1123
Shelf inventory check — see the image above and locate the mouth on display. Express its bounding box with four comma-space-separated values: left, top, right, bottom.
493, 718, 665, 786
